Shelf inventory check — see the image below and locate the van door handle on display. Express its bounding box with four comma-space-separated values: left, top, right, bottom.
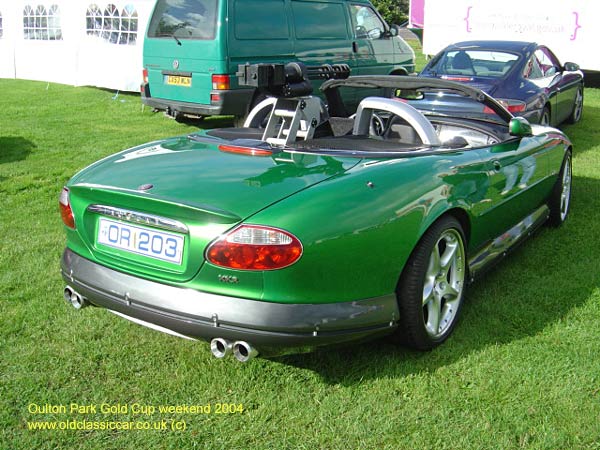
352, 42, 358, 53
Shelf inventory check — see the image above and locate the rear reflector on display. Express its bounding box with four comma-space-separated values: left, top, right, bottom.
142, 68, 148, 84
218, 144, 273, 156
59, 187, 75, 229
206, 225, 303, 270
212, 74, 230, 90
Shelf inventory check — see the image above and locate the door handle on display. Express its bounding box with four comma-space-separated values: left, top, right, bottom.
352, 41, 358, 53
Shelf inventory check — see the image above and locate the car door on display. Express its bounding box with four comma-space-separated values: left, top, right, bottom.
537, 46, 579, 125
471, 134, 553, 242
348, 3, 395, 76
525, 47, 578, 126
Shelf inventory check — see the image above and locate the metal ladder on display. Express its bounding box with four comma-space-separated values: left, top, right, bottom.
262, 97, 322, 147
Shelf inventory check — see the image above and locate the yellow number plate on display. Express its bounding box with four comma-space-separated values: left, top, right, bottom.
166, 75, 192, 87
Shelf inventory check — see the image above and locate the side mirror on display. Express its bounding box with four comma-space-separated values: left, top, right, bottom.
509, 117, 533, 137
564, 62, 580, 72
389, 25, 399, 36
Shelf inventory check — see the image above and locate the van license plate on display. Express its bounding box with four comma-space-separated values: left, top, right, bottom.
166, 75, 191, 87
97, 218, 184, 265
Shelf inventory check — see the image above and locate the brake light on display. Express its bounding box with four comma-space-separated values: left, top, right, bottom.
206, 225, 303, 270
218, 144, 273, 156
497, 99, 527, 113
59, 187, 75, 229
142, 68, 148, 84
212, 74, 230, 90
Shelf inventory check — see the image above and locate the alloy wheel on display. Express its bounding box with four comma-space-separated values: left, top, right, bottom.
422, 229, 465, 338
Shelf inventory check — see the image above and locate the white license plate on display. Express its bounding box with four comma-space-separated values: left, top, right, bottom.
97, 218, 184, 265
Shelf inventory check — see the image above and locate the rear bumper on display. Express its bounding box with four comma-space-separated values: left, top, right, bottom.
141, 86, 255, 117
60, 248, 399, 351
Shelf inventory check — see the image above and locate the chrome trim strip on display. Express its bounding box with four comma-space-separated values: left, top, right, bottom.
108, 310, 197, 341
87, 205, 188, 234
468, 205, 549, 279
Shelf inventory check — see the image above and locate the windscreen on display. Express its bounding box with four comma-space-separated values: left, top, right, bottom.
147, 0, 218, 40
428, 50, 519, 78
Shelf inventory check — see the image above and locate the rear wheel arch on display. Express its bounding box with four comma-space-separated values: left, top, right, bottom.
540, 103, 551, 126
417, 207, 472, 250
389, 68, 409, 76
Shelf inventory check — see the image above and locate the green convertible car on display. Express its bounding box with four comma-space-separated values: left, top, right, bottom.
60, 69, 572, 362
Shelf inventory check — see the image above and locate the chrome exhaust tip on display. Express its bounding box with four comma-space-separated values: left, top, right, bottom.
232, 341, 259, 362
210, 338, 232, 359
63, 286, 74, 303
64, 286, 89, 310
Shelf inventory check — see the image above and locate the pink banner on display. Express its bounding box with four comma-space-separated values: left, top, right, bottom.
409, 0, 425, 28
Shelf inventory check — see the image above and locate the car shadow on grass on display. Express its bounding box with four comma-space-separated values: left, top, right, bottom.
0, 136, 36, 164
274, 175, 600, 385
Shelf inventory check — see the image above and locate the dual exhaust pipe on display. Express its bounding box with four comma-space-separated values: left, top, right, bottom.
63, 286, 89, 309
210, 338, 258, 362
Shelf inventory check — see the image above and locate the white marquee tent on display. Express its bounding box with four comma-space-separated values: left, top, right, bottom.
0, 0, 155, 91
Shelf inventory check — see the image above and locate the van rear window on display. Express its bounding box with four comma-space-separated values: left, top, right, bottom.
148, 0, 217, 40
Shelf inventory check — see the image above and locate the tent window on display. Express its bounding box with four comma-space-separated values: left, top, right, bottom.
86, 4, 103, 36
23, 4, 63, 40
86, 3, 138, 45
120, 4, 138, 45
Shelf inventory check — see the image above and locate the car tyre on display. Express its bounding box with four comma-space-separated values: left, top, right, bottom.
396, 216, 467, 350
566, 86, 584, 124
548, 151, 572, 227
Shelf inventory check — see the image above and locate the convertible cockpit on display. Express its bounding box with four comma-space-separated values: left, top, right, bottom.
207, 64, 515, 154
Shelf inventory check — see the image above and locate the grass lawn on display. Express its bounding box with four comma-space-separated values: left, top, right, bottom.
1, 74, 599, 450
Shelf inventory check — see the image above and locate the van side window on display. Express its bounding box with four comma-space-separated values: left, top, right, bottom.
147, 0, 217, 40
292, 1, 348, 39
235, 0, 289, 40
350, 5, 384, 39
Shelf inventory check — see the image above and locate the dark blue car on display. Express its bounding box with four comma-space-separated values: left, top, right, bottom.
418, 41, 584, 127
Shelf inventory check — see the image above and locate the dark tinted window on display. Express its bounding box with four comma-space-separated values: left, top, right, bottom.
292, 1, 348, 39
234, 0, 288, 40
148, 0, 217, 40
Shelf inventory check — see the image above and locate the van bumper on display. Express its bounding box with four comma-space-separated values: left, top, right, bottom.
141, 86, 255, 117
60, 248, 399, 353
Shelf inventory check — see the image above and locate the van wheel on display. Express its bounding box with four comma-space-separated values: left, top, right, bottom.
232, 116, 246, 128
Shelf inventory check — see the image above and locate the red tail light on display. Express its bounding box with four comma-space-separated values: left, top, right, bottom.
59, 187, 75, 229
212, 74, 230, 90
206, 225, 303, 270
142, 68, 148, 84
497, 99, 527, 113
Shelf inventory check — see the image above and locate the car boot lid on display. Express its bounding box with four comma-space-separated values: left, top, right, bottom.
68, 135, 359, 220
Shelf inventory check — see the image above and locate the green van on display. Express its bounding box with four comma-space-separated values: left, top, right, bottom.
141, 0, 415, 123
